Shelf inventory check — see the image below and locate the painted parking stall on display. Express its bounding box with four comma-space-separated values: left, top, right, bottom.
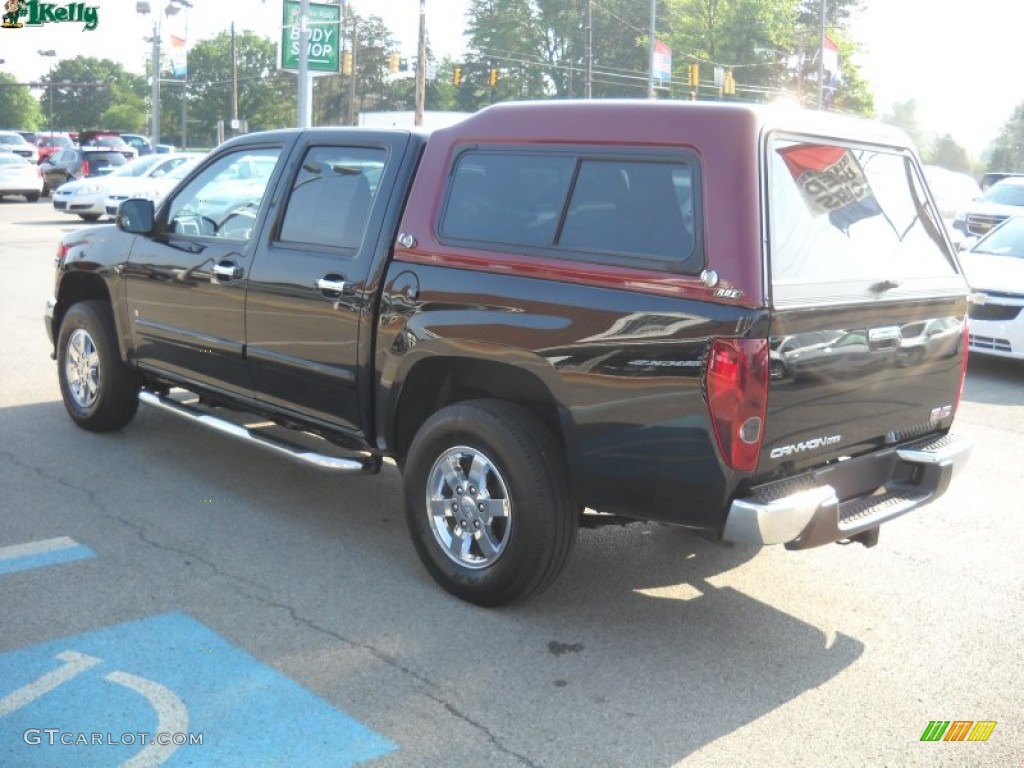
0, 537, 95, 576
0, 613, 396, 766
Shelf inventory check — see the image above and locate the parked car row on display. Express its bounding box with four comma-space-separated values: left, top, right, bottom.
52, 152, 202, 220
0, 130, 159, 165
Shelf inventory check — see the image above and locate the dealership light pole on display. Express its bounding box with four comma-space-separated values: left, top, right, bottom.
38, 49, 57, 130
414, 0, 425, 126
138, 0, 190, 147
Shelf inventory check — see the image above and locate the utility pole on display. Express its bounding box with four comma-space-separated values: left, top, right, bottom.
151, 21, 161, 144
414, 0, 425, 126
584, 0, 592, 99
231, 22, 238, 127
346, 12, 358, 126
297, 0, 311, 127
647, 0, 655, 99
816, 0, 826, 109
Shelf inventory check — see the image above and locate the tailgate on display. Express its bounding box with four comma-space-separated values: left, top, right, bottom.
761, 299, 966, 475
760, 135, 969, 477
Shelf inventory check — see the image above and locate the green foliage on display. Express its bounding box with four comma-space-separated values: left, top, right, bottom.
100, 104, 146, 134
882, 99, 926, 150
0, 73, 44, 130
313, 15, 397, 124
42, 58, 145, 132
926, 134, 971, 174
449, 0, 873, 115
181, 30, 295, 146
985, 102, 1024, 173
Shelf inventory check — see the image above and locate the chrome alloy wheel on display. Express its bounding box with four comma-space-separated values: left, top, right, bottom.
65, 328, 101, 409
426, 445, 512, 569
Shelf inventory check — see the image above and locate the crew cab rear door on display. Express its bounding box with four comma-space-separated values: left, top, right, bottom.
760, 136, 969, 477
244, 131, 414, 438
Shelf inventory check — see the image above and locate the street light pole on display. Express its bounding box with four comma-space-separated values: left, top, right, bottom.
647, 0, 655, 99
414, 0, 425, 126
151, 21, 161, 144
817, 0, 826, 109
297, 0, 310, 127
138, 1, 188, 148
38, 50, 57, 130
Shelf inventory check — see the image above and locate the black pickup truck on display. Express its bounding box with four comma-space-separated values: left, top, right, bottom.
45, 101, 973, 605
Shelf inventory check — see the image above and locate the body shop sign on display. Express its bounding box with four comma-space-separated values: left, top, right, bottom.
280, 0, 341, 73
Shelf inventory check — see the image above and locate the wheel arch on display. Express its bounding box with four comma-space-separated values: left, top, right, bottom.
388, 355, 570, 467
53, 272, 125, 357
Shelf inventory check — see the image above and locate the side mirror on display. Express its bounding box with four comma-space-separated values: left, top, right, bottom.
117, 198, 156, 235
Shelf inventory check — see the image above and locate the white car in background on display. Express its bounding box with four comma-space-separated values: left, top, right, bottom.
952, 176, 1024, 242
923, 165, 982, 244
960, 216, 1024, 361
52, 153, 199, 221
104, 153, 205, 219
0, 153, 43, 202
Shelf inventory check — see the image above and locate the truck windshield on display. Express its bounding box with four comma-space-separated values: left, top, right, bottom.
767, 138, 959, 307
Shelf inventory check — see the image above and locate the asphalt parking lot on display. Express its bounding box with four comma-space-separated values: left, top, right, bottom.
1, 197, 1022, 767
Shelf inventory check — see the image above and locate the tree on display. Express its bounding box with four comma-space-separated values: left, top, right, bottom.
182, 31, 295, 146
456, 0, 874, 112
0, 73, 44, 130
313, 14, 397, 124
985, 102, 1024, 173
927, 134, 971, 174
882, 98, 926, 151
41, 58, 146, 132
665, 0, 801, 100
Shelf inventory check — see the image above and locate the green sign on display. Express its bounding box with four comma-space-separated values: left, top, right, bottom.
280, 0, 342, 73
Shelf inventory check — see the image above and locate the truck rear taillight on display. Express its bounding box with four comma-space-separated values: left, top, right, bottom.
707, 338, 769, 472
81, 160, 90, 176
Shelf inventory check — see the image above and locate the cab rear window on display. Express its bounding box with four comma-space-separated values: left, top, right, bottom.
440, 149, 702, 273
767, 137, 960, 307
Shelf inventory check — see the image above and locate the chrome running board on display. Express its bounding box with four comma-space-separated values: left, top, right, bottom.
138, 391, 381, 474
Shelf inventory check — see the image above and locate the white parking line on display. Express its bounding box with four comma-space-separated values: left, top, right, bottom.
107, 670, 190, 768
0, 536, 95, 575
0, 651, 101, 717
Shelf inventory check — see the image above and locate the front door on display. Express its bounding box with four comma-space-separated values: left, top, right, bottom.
125, 144, 285, 393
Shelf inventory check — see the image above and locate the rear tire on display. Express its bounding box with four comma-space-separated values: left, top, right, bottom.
57, 301, 139, 432
403, 399, 577, 606
26, 192, 39, 203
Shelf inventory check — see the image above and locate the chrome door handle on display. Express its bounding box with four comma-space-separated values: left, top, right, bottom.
316, 277, 348, 294
212, 262, 243, 281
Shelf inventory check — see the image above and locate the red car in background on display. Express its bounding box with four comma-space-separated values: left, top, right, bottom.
36, 133, 75, 163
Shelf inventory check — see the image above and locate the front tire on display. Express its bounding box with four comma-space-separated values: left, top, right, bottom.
403, 400, 577, 606
57, 300, 139, 432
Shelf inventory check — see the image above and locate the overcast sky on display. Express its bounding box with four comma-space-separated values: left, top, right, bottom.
2, 0, 1017, 156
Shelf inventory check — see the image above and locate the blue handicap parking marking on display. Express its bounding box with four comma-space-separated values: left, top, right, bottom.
0, 612, 397, 767
0, 536, 95, 576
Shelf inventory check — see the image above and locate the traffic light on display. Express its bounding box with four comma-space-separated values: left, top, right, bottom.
723, 69, 736, 96
389, 52, 400, 74
342, 52, 352, 76
687, 63, 700, 87
488, 68, 498, 87
453, 66, 463, 86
